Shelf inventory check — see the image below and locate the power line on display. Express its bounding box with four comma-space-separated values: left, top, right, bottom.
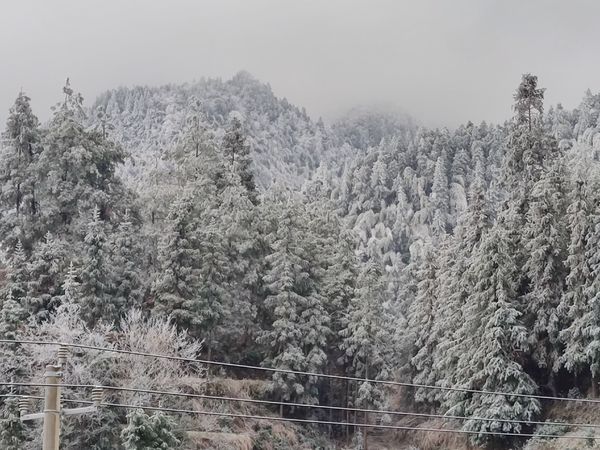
0, 394, 44, 401
6, 391, 596, 442
3, 381, 600, 432
3, 338, 600, 406
80, 400, 600, 441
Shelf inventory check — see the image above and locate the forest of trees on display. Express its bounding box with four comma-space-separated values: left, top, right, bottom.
0, 72, 600, 448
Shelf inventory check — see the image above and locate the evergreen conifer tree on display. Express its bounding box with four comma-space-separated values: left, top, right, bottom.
0, 398, 27, 450
458, 218, 541, 446
39, 79, 128, 236
111, 211, 145, 312
25, 231, 67, 319
222, 114, 257, 204
340, 261, 393, 411
523, 159, 566, 372
407, 244, 440, 403
0, 91, 43, 251
558, 181, 592, 376
121, 409, 180, 450
259, 200, 330, 407
78, 206, 115, 326
152, 193, 203, 335
3, 241, 30, 314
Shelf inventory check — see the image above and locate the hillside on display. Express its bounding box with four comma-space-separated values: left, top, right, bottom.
2, 74, 600, 449
89, 71, 334, 191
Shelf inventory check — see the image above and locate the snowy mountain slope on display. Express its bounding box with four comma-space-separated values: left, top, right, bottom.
89, 71, 332, 190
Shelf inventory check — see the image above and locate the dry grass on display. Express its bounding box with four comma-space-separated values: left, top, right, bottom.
187, 431, 254, 450
395, 418, 480, 450
179, 377, 307, 449
521, 401, 600, 450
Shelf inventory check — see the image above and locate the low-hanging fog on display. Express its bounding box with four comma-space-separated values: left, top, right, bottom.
1, 0, 600, 126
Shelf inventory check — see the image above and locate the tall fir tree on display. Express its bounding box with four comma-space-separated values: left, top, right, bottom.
433, 165, 491, 407
407, 243, 440, 404
78, 206, 115, 327
557, 181, 592, 377
38, 79, 128, 236
0, 290, 27, 386
522, 159, 567, 374
339, 261, 393, 412
430, 154, 449, 238
457, 217, 540, 446
3, 240, 29, 307
0, 91, 43, 252
195, 217, 230, 361
222, 114, 257, 204
152, 193, 203, 336
259, 199, 330, 407
111, 211, 145, 312
25, 231, 67, 319
218, 183, 263, 360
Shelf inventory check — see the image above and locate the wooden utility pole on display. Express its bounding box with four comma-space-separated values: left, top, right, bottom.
18, 346, 103, 450
363, 356, 369, 450
42, 365, 62, 450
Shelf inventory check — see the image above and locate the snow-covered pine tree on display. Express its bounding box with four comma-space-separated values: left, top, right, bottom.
0, 91, 43, 252
121, 409, 180, 450
522, 158, 566, 374
222, 113, 258, 204
0, 398, 27, 450
152, 192, 203, 336
504, 74, 558, 211
39, 79, 128, 236
173, 97, 220, 186
0, 291, 27, 409
458, 217, 541, 446
259, 198, 330, 407
339, 261, 393, 411
370, 152, 391, 210
111, 211, 145, 312
3, 240, 29, 307
216, 182, 263, 360
433, 164, 491, 407
25, 231, 67, 320
407, 243, 440, 404
78, 206, 115, 327
322, 227, 358, 341
61, 261, 80, 307
430, 154, 450, 238
557, 180, 592, 377
555, 178, 600, 395
195, 216, 230, 362
579, 185, 600, 395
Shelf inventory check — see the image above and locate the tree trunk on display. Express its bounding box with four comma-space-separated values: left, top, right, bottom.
16, 183, 21, 216
592, 374, 598, 398
547, 370, 557, 397
206, 331, 213, 379
31, 181, 37, 216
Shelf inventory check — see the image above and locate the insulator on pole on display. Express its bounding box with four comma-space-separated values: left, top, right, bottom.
91, 387, 104, 406
57, 345, 69, 367
18, 397, 30, 416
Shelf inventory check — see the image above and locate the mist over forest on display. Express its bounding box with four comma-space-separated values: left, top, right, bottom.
3, 1, 600, 449
0, 70, 599, 449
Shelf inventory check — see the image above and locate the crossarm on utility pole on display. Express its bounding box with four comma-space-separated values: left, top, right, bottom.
17, 345, 104, 450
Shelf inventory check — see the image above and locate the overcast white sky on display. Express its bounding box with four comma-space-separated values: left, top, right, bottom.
1, 0, 599, 127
